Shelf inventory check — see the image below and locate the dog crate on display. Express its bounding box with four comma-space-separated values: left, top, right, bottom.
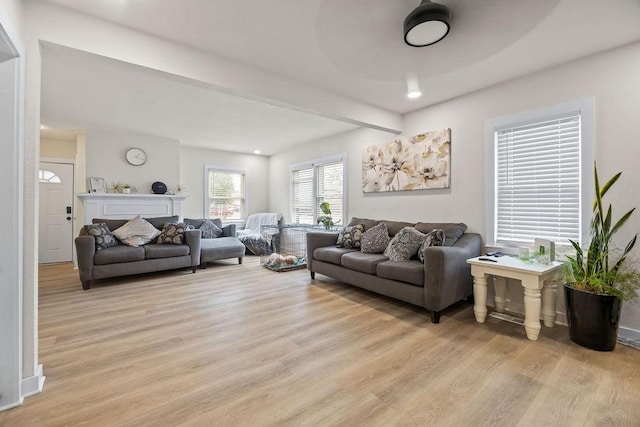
260, 224, 318, 272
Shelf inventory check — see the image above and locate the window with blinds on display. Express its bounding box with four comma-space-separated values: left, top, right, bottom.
494, 113, 581, 246
205, 168, 246, 222
291, 158, 344, 225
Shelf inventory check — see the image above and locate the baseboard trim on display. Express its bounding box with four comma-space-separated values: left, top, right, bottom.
21, 364, 45, 399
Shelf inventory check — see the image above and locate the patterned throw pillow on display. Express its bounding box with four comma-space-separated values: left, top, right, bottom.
336, 224, 365, 249
158, 222, 188, 244
112, 215, 161, 247
199, 219, 223, 239
417, 229, 446, 262
383, 227, 426, 261
85, 223, 118, 251
360, 223, 390, 254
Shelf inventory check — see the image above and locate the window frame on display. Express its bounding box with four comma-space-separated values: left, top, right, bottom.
290, 154, 346, 226
203, 165, 247, 225
485, 98, 594, 251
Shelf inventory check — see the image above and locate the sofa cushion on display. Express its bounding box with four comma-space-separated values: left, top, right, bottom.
347, 217, 380, 232
417, 229, 446, 262
112, 216, 161, 247
144, 244, 190, 260
383, 227, 426, 261
336, 224, 365, 249
380, 220, 416, 237
94, 245, 145, 265
414, 222, 467, 246
200, 237, 246, 261
377, 260, 425, 287
185, 218, 223, 229
314, 247, 357, 266
84, 223, 119, 251
199, 219, 223, 239
360, 223, 390, 254
94, 216, 179, 232
157, 222, 188, 244
341, 252, 388, 274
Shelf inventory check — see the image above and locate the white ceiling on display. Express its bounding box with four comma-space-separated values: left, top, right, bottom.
37, 0, 640, 154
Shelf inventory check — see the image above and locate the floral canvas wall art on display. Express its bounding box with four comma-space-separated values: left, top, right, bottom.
362, 128, 451, 192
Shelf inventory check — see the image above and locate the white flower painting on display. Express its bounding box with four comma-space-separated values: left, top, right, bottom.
362, 129, 451, 192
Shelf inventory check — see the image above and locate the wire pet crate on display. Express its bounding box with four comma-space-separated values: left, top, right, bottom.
260, 224, 314, 272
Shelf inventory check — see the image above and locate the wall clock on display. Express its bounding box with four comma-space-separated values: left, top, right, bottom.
126, 148, 147, 166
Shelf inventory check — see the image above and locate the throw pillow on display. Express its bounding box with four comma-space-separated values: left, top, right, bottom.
84, 223, 119, 251
417, 229, 446, 262
360, 223, 390, 254
199, 218, 223, 239
112, 215, 161, 247
157, 222, 188, 245
383, 227, 426, 261
336, 224, 365, 249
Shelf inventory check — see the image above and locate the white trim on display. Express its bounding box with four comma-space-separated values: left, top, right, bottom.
21, 364, 45, 399
39, 156, 75, 164
290, 154, 344, 171
485, 97, 595, 248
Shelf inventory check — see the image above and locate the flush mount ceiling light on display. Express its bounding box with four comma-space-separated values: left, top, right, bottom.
404, 0, 451, 47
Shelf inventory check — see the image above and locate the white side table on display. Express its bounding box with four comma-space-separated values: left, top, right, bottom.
466, 256, 563, 341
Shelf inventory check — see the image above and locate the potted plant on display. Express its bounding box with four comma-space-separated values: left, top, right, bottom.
316, 201, 339, 230
563, 163, 640, 351
122, 184, 131, 194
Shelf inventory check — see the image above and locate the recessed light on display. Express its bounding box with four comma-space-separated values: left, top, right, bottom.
253, 150, 262, 154
407, 91, 422, 99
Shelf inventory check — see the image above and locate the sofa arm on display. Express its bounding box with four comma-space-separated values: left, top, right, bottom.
185, 229, 202, 267
423, 233, 482, 312
222, 224, 237, 237
307, 232, 339, 272
75, 235, 96, 287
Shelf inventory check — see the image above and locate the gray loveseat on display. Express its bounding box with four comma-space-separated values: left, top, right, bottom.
75, 216, 201, 290
307, 217, 482, 323
184, 218, 246, 266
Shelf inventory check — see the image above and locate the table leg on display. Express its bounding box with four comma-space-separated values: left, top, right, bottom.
523, 288, 542, 340
493, 276, 507, 313
541, 280, 558, 327
473, 275, 488, 323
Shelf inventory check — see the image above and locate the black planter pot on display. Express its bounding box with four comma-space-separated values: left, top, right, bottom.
564, 284, 622, 351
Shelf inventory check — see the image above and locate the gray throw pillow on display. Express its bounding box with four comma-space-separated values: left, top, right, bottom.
336, 224, 365, 249
383, 227, 426, 261
417, 229, 446, 262
157, 222, 188, 245
360, 223, 390, 254
85, 223, 118, 251
199, 219, 223, 239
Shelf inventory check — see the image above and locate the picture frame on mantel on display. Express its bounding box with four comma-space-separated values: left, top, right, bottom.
87, 177, 106, 193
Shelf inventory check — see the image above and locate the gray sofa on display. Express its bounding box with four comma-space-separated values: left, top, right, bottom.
307, 217, 482, 323
184, 218, 246, 266
75, 216, 201, 290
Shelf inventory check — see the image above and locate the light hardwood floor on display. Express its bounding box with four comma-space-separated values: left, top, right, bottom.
2, 257, 639, 426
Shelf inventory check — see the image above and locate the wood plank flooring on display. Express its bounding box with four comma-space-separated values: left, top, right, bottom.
2, 257, 639, 426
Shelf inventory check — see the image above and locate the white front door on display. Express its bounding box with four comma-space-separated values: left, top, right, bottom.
39, 162, 74, 263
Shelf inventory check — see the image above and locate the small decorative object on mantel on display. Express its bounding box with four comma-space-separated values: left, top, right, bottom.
122, 184, 131, 194
109, 182, 122, 193
87, 177, 106, 193
362, 128, 451, 192
172, 184, 186, 195
151, 181, 167, 194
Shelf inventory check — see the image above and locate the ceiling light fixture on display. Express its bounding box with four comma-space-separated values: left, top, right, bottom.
407, 90, 422, 99
404, 0, 451, 47
253, 150, 261, 155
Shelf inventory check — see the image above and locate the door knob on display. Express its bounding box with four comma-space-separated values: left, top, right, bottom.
66, 216, 72, 221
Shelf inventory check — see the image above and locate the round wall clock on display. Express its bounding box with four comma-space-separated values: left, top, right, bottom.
126, 148, 147, 166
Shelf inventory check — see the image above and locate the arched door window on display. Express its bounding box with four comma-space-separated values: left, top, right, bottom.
39, 169, 62, 183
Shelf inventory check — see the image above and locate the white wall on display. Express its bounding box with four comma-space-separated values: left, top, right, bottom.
180, 145, 269, 219
270, 41, 640, 338
40, 137, 77, 159
85, 130, 180, 194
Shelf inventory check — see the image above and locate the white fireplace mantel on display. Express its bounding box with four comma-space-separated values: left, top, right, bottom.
76, 193, 186, 224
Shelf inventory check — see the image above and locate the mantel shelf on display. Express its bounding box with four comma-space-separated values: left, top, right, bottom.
76, 193, 187, 223
76, 193, 186, 200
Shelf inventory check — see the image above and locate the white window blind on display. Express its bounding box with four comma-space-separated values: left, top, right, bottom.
495, 113, 581, 246
291, 158, 344, 225
206, 168, 246, 222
